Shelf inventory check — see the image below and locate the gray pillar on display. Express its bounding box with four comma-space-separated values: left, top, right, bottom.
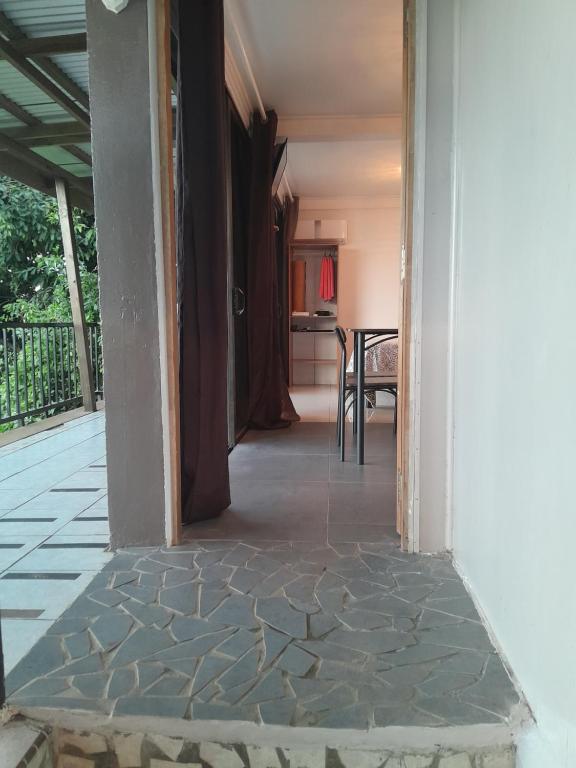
86, 0, 169, 546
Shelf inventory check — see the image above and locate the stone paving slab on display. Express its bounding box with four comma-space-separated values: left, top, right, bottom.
6, 539, 520, 729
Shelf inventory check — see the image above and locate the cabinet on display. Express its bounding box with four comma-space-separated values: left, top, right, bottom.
288, 242, 339, 386
291, 331, 337, 385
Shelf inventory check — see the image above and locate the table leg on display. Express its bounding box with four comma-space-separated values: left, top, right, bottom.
357, 331, 365, 465
352, 331, 358, 435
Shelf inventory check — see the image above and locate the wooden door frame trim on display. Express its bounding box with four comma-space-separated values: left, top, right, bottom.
398, 0, 428, 553
149, 0, 181, 546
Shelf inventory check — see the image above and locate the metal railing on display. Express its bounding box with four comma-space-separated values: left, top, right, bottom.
0, 322, 103, 427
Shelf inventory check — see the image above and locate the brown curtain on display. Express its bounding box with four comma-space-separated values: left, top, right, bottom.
176, 0, 230, 523
247, 111, 299, 428
280, 196, 299, 379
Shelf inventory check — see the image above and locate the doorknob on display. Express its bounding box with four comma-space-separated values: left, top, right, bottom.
233, 287, 246, 316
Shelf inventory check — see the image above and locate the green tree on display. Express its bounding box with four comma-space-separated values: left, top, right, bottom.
0, 176, 98, 321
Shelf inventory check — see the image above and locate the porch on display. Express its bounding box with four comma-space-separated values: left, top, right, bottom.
3, 407, 520, 737
0, 410, 110, 672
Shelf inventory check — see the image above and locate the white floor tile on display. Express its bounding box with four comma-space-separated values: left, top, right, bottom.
0, 517, 72, 537
83, 497, 108, 512
290, 385, 335, 422
0, 413, 110, 665
76, 506, 108, 518
57, 520, 110, 536
0, 488, 43, 509
12, 540, 112, 572
0, 537, 46, 572
0, 572, 97, 619
52, 470, 107, 490
17, 490, 106, 513
1, 619, 54, 673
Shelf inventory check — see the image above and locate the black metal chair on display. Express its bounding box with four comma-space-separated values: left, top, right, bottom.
335, 326, 398, 461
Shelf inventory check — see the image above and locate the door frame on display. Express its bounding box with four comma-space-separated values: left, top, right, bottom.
397, 0, 428, 552
150, 0, 181, 546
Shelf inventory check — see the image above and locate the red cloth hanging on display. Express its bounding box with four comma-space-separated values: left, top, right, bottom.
319, 255, 335, 301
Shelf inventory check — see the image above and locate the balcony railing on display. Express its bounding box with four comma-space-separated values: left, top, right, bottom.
0, 322, 103, 427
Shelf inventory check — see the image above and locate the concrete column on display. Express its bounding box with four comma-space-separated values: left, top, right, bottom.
86, 0, 172, 546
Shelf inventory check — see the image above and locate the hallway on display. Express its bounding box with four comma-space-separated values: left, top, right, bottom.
186, 388, 397, 545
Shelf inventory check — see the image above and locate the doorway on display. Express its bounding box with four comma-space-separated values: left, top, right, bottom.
191, 0, 407, 548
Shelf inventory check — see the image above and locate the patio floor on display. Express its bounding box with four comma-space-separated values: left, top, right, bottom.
0, 411, 111, 672
5, 413, 520, 730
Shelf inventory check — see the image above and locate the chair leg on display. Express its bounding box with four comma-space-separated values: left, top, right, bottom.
337, 377, 346, 448
340, 391, 349, 461
336, 392, 342, 447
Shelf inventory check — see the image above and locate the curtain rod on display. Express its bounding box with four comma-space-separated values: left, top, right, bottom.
224, 0, 267, 122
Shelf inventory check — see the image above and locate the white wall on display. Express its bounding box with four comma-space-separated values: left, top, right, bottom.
416, 0, 457, 554
298, 197, 401, 339
442, 1, 576, 765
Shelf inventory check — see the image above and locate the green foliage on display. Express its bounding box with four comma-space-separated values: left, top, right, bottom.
0, 177, 100, 431
0, 176, 99, 322
3, 253, 100, 323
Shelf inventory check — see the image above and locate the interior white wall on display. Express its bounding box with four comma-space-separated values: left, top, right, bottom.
298, 198, 401, 344
412, 0, 457, 554
438, 1, 576, 765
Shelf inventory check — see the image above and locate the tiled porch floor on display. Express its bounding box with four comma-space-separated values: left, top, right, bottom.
0, 411, 111, 672
4, 400, 520, 731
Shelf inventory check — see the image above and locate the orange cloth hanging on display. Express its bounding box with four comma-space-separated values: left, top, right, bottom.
319, 255, 335, 301
291, 260, 306, 312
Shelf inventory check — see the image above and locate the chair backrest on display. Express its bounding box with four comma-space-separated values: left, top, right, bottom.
334, 326, 347, 365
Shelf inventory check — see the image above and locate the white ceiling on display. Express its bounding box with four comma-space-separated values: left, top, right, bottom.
227, 0, 403, 198
287, 140, 401, 198
230, 0, 403, 116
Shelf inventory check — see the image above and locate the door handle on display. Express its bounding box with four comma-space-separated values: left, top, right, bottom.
233, 287, 246, 316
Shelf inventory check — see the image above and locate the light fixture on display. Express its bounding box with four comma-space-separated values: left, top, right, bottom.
101, 0, 130, 13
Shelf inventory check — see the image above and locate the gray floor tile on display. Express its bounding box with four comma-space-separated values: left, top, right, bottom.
329, 482, 396, 525
330, 422, 397, 457
191, 481, 328, 543
237, 422, 331, 455
328, 524, 398, 543
230, 454, 329, 484
329, 455, 396, 484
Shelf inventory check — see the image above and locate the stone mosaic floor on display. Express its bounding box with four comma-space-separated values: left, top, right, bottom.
6, 538, 520, 729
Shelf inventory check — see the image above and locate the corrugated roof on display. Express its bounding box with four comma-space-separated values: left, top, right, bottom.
51, 52, 89, 91
0, 1, 86, 37
0, 0, 92, 208
0, 60, 71, 127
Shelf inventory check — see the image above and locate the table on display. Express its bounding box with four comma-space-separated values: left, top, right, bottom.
348, 328, 398, 465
